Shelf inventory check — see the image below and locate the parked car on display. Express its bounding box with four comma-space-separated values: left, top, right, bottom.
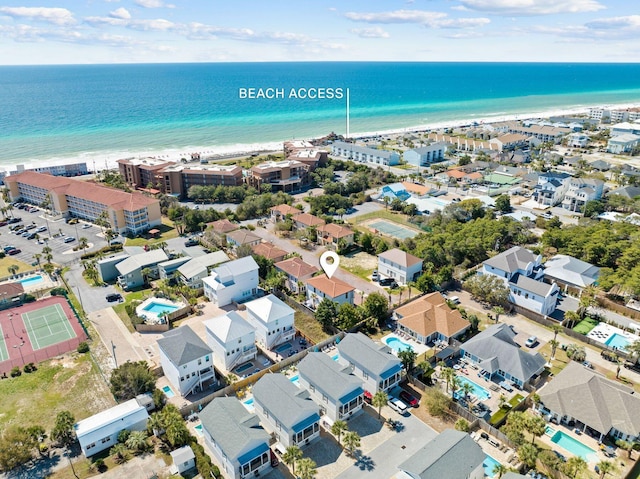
26, 233, 37, 240
582, 361, 593, 369
525, 336, 538, 348
8, 217, 22, 224
66, 218, 79, 224
7, 248, 21, 255
184, 238, 199, 247
372, 270, 379, 281
63, 236, 76, 243
25, 224, 36, 230
447, 295, 461, 305
3, 246, 16, 253
82, 223, 92, 229
36, 226, 47, 233
388, 397, 409, 415
106, 293, 123, 302
0, 221, 7, 227
399, 390, 419, 407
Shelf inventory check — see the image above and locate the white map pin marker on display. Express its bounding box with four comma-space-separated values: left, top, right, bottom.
320, 251, 340, 279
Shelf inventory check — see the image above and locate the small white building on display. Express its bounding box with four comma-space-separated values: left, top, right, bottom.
331, 141, 400, 166
377, 248, 423, 285
403, 143, 446, 167
305, 274, 355, 308
203, 256, 259, 307
157, 326, 216, 397
245, 294, 295, 350
205, 311, 257, 372
177, 250, 230, 289
170, 445, 196, 475
568, 132, 590, 148
74, 397, 149, 457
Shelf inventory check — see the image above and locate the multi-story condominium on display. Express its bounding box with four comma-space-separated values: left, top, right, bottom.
245, 294, 295, 350
336, 333, 403, 394
561, 178, 604, 212
285, 148, 327, 171
610, 122, 640, 136
426, 132, 498, 152
118, 157, 174, 190
161, 164, 244, 197
505, 124, 572, 143
203, 256, 259, 306
4, 161, 89, 180
205, 311, 257, 372
253, 374, 321, 449
246, 160, 310, 193
489, 133, 530, 151
532, 171, 571, 207
200, 397, 272, 479
4, 171, 161, 235
403, 143, 446, 167
157, 326, 216, 397
298, 352, 365, 423
590, 107, 640, 123
377, 248, 423, 285
331, 141, 400, 166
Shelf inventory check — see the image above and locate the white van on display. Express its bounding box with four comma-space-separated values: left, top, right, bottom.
389, 397, 408, 415
448, 296, 461, 305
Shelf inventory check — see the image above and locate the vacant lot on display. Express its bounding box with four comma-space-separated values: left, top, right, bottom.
340, 251, 378, 281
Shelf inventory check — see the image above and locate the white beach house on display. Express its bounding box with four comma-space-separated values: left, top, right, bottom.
244, 294, 295, 350
204, 311, 257, 372
203, 256, 259, 307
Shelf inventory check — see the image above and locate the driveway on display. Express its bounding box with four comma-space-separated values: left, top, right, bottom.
87, 308, 145, 368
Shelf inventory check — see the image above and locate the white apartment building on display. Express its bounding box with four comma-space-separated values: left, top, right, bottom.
331, 141, 400, 166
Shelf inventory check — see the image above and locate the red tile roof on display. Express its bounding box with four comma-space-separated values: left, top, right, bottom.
306, 274, 354, 298
274, 257, 319, 279
252, 242, 288, 261
293, 213, 325, 228
0, 282, 24, 297
318, 223, 354, 239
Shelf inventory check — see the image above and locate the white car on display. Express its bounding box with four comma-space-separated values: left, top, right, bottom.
82, 223, 92, 229
389, 397, 408, 415
525, 336, 538, 348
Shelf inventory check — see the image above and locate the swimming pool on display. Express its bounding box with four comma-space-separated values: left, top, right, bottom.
290, 374, 300, 387
605, 333, 630, 351
549, 430, 597, 461
235, 362, 254, 374
483, 455, 501, 478
454, 375, 491, 401
194, 424, 203, 436
243, 398, 255, 412
18, 275, 44, 287
162, 385, 175, 398
332, 354, 339, 361
384, 336, 413, 353
276, 342, 292, 353
143, 302, 179, 315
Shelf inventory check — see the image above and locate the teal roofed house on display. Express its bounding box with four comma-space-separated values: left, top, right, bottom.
377, 183, 411, 202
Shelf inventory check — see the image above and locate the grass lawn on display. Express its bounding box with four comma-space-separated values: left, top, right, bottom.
125, 218, 178, 247
349, 209, 416, 229
0, 353, 114, 433
0, 255, 31, 275
394, 163, 416, 170
294, 310, 329, 345
538, 342, 571, 376
573, 316, 599, 335
112, 288, 153, 332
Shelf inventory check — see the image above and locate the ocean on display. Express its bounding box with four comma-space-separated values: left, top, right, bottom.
1, 62, 640, 167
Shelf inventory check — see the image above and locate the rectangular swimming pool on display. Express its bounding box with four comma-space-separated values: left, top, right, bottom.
162, 385, 175, 398
605, 333, 630, 351
143, 302, 179, 315
550, 430, 597, 461
455, 375, 491, 401
483, 455, 501, 477
18, 275, 44, 287
243, 398, 255, 412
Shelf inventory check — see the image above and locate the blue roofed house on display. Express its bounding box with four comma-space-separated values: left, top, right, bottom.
203, 256, 259, 307
377, 183, 410, 203
298, 352, 365, 425
337, 332, 403, 394
200, 397, 272, 479
253, 374, 321, 449
460, 323, 546, 388
480, 246, 559, 316
157, 325, 216, 397
403, 143, 446, 167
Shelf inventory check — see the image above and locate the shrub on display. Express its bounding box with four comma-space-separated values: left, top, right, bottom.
117, 429, 131, 444
10, 367, 21, 377
23, 294, 36, 303
422, 388, 452, 418
50, 287, 68, 296
23, 363, 37, 373
77, 342, 90, 353
94, 458, 106, 472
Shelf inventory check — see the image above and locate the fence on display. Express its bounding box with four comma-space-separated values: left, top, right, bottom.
0, 337, 85, 375
135, 323, 170, 333
597, 295, 640, 322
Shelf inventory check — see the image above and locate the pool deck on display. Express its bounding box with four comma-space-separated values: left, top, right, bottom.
380, 332, 430, 356
2, 272, 57, 293
587, 322, 639, 349
537, 421, 613, 467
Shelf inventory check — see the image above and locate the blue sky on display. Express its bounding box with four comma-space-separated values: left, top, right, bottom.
0, 1, 638, 64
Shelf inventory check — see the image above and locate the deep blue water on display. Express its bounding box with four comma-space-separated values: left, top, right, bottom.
0, 62, 639, 164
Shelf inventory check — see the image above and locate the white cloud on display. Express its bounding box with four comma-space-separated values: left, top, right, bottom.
586, 15, 640, 29
344, 9, 489, 29
457, 0, 605, 16
109, 8, 131, 20
0, 6, 75, 25
134, 0, 174, 8
350, 27, 390, 38
527, 15, 640, 41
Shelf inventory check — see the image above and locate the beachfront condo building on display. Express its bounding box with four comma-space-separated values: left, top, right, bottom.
5, 171, 161, 235
118, 157, 173, 190
283, 141, 328, 171
246, 160, 310, 192
161, 164, 244, 197
404, 143, 446, 167
331, 141, 400, 166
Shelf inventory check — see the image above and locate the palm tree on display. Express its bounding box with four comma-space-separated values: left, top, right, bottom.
282, 445, 303, 474
596, 460, 617, 479
147, 413, 164, 437
564, 310, 580, 329
564, 456, 587, 479
549, 339, 560, 361
125, 430, 148, 452
460, 382, 474, 406
450, 375, 461, 399
551, 324, 563, 342
492, 463, 508, 479
526, 414, 546, 445
296, 457, 317, 479
441, 367, 455, 393
372, 390, 388, 419
493, 306, 505, 322
407, 282, 415, 301
566, 343, 586, 363
331, 420, 348, 445
141, 267, 153, 285
110, 443, 129, 464
8, 264, 19, 276
343, 431, 361, 457
33, 253, 42, 267
78, 237, 89, 252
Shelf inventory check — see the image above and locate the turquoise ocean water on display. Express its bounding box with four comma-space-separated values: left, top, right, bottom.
1, 62, 640, 165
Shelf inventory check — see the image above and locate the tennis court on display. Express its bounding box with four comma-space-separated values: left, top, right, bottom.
366, 219, 419, 240
22, 303, 77, 350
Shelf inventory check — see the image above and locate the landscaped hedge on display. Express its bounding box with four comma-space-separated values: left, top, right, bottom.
80, 243, 123, 260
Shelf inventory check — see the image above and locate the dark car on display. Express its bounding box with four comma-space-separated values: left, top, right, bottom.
379, 278, 395, 286
8, 217, 22, 224
7, 248, 21, 255
184, 238, 199, 247
0, 221, 7, 227
399, 390, 419, 407
106, 293, 123, 302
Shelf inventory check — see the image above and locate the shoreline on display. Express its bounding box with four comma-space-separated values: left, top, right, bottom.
4, 100, 640, 173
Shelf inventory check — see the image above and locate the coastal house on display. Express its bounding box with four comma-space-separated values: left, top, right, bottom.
397, 429, 485, 479
292, 212, 325, 230
251, 241, 288, 263
537, 361, 640, 442
543, 254, 600, 292
377, 248, 423, 285
115, 249, 169, 290
394, 292, 470, 345
480, 245, 559, 315
568, 133, 590, 148
270, 203, 300, 222
331, 141, 400, 166
337, 333, 403, 394
253, 374, 321, 449
200, 397, 272, 479
561, 177, 604, 212
460, 323, 546, 388
225, 229, 262, 252
158, 256, 192, 280
305, 274, 355, 308
244, 294, 295, 350
203, 256, 259, 306
246, 160, 310, 193
157, 326, 216, 397
75, 396, 150, 457
317, 223, 355, 250
177, 251, 231, 289
532, 172, 572, 207
404, 143, 446, 167
204, 311, 257, 372
607, 133, 640, 154
207, 219, 239, 246
170, 445, 196, 476
4, 171, 162, 235
274, 257, 319, 293
0, 282, 25, 309
298, 352, 365, 424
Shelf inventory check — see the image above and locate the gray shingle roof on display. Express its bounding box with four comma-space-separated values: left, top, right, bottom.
298, 352, 364, 403
245, 294, 294, 325
115, 249, 169, 276
252, 374, 319, 431
398, 429, 485, 479
211, 256, 258, 283
204, 311, 254, 343
170, 445, 194, 464
178, 251, 230, 280
538, 361, 640, 437
543, 254, 600, 289
461, 324, 546, 383
200, 397, 269, 460
157, 325, 212, 367
483, 246, 538, 274
337, 333, 402, 378
510, 273, 555, 297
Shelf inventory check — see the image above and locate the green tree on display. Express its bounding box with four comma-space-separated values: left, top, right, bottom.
526, 414, 546, 445
564, 310, 581, 329
51, 410, 76, 447
454, 418, 470, 432
7, 264, 19, 276
363, 292, 389, 326
398, 349, 418, 375
141, 267, 153, 285
78, 237, 89, 252
343, 431, 361, 457
563, 456, 587, 479
336, 302, 363, 330
517, 442, 538, 469
549, 339, 559, 360
110, 361, 156, 401
464, 274, 510, 307
315, 298, 338, 332
495, 194, 512, 213
0, 426, 38, 471
615, 439, 634, 459
161, 405, 189, 447
297, 457, 317, 479
125, 430, 148, 452
110, 442, 129, 464
596, 460, 617, 479
282, 445, 303, 474
331, 420, 348, 445
566, 343, 586, 363
422, 388, 451, 418
492, 463, 508, 479
372, 390, 388, 419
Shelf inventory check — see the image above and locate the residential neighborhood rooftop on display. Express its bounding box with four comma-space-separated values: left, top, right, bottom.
378, 248, 423, 267
157, 326, 212, 367
306, 274, 355, 297
394, 292, 469, 338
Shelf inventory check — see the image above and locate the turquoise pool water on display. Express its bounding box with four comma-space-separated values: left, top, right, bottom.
332, 354, 339, 361
605, 333, 630, 350
143, 302, 179, 315
276, 342, 292, 353
290, 374, 300, 387
194, 424, 203, 436
454, 375, 491, 401
162, 385, 175, 398
18, 275, 44, 286
243, 398, 255, 412
483, 455, 501, 477
385, 336, 413, 353
550, 430, 597, 461
235, 362, 253, 374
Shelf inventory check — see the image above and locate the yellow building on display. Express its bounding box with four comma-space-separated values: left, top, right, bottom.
5, 171, 161, 235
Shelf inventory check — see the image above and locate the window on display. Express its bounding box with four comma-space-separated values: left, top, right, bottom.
310, 384, 315, 392
101, 436, 111, 444
198, 359, 202, 365
322, 394, 328, 403
180, 377, 184, 381
363, 372, 368, 380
